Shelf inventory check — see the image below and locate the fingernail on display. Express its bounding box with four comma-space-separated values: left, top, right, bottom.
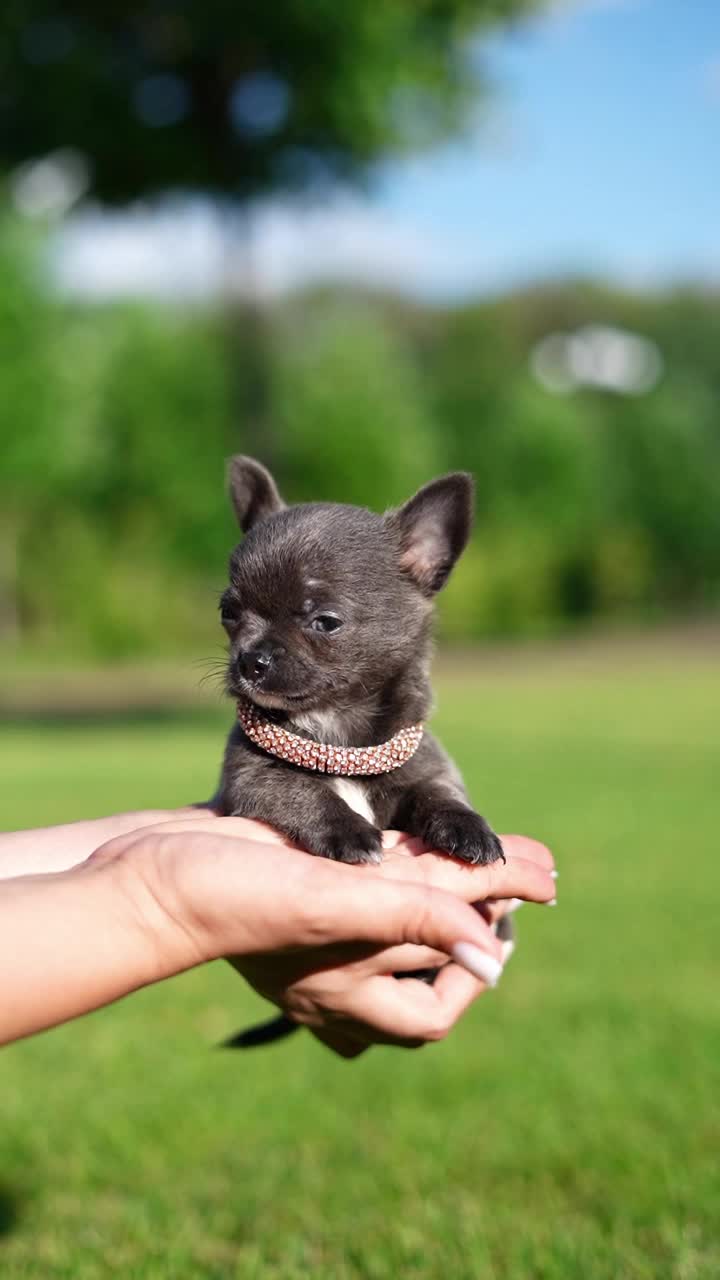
452, 943, 504, 987
501, 939, 516, 963
551, 870, 559, 880
547, 898, 557, 906
506, 897, 524, 914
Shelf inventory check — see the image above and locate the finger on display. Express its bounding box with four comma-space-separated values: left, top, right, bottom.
366, 944, 450, 973
377, 850, 555, 909
382, 831, 554, 872
238, 940, 450, 978
309, 874, 506, 977
477, 897, 524, 925
337, 973, 471, 1046
430, 962, 487, 1021
496, 835, 555, 870
343, 952, 504, 1047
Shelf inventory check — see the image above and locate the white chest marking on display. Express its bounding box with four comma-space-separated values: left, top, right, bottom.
330, 777, 376, 825
292, 709, 346, 740
290, 710, 376, 822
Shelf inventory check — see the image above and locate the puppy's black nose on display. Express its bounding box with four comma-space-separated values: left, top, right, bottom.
239, 648, 273, 684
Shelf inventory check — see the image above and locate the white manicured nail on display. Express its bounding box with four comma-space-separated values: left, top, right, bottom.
506, 897, 524, 914
551, 870, 559, 879
547, 898, 557, 906
452, 943, 504, 987
501, 939, 516, 963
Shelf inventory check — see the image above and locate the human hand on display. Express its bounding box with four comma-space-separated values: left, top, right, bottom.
231, 827, 554, 1056
0, 805, 211, 880
93, 816, 555, 1057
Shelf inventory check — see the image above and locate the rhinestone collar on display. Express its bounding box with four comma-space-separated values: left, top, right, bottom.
237, 700, 423, 776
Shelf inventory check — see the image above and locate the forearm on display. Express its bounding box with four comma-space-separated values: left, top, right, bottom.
0, 859, 186, 1045
0, 808, 202, 880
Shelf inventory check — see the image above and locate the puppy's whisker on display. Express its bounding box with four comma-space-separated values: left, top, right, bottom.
195, 653, 232, 693
197, 671, 227, 692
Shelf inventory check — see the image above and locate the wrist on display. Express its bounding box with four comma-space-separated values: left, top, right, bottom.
112, 832, 214, 977
0, 854, 196, 1046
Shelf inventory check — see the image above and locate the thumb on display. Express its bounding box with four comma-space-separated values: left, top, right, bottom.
310, 874, 505, 985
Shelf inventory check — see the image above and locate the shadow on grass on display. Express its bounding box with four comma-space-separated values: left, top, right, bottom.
0, 1185, 22, 1237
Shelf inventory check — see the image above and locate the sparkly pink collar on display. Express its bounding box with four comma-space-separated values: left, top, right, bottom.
237, 700, 423, 777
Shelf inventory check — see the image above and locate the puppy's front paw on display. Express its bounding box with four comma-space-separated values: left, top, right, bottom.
310, 818, 383, 866
423, 808, 504, 866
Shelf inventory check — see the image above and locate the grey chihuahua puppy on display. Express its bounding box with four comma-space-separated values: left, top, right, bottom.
217, 456, 506, 1046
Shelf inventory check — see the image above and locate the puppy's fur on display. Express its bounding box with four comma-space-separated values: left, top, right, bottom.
218, 457, 503, 869
217, 458, 505, 1047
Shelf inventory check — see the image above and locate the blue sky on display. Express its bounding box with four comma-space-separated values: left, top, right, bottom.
374, 0, 719, 294
57, 0, 719, 300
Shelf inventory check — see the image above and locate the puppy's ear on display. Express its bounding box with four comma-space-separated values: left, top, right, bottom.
387, 473, 474, 594
228, 456, 285, 532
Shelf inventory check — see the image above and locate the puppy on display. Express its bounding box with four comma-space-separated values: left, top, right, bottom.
217, 457, 507, 1046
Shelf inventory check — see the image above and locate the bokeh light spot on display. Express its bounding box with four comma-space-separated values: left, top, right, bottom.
230, 73, 291, 140
11, 149, 90, 219
531, 325, 663, 396
133, 74, 190, 128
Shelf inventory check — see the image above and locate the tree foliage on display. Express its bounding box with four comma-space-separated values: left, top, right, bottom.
1, 0, 538, 203
1, 231, 719, 655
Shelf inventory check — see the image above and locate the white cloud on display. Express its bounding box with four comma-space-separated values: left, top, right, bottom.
53, 195, 478, 301
52, 191, 713, 306
54, 201, 223, 300
549, 0, 638, 12
234, 199, 445, 297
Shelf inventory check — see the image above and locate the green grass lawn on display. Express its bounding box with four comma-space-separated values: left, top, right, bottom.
1, 640, 719, 1278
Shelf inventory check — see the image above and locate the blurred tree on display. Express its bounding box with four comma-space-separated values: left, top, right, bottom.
273, 300, 441, 508
84, 307, 233, 559
0, 0, 542, 454
2, 260, 719, 653
0, 1, 539, 201
0, 218, 60, 641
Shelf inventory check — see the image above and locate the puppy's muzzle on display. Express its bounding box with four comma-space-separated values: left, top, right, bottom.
238, 646, 274, 684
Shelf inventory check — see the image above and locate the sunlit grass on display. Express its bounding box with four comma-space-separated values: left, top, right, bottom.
1, 641, 718, 1278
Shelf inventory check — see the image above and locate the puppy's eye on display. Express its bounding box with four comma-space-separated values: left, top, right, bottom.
220, 600, 241, 629
310, 614, 343, 634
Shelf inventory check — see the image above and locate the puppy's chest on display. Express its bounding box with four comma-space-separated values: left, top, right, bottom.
329, 776, 376, 824
291, 709, 377, 825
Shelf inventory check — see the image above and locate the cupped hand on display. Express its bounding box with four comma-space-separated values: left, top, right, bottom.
93, 815, 554, 1058
232, 825, 554, 1056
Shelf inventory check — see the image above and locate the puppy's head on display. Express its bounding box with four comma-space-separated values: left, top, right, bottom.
221, 456, 473, 713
